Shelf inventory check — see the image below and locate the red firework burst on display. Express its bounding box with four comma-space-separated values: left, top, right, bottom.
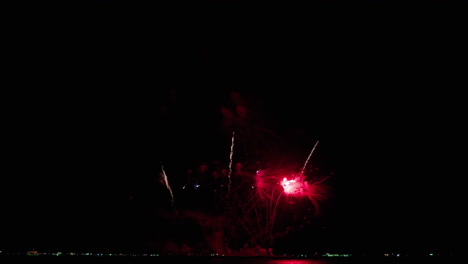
281, 173, 329, 213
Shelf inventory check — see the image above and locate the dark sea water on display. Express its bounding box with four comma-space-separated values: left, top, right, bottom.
0, 256, 456, 264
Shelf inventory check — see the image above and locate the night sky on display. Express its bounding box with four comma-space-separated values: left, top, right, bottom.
2, 0, 463, 256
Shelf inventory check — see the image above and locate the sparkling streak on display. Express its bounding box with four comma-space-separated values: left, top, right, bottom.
301, 140, 319, 175
160, 163, 175, 208
228, 131, 235, 191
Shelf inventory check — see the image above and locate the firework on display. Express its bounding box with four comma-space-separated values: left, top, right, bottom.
228, 131, 235, 191
301, 140, 319, 176
152, 91, 333, 256
160, 163, 175, 209
281, 173, 329, 214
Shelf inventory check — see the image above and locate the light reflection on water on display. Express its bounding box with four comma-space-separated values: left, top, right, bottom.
207, 258, 342, 264
265, 260, 328, 264
0, 256, 453, 264
203, 256, 449, 264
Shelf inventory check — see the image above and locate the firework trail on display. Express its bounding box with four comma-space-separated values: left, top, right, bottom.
254, 167, 289, 201
160, 162, 175, 209
228, 131, 235, 191
301, 140, 319, 175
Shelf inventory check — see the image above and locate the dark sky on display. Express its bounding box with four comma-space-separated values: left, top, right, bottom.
2, 0, 464, 256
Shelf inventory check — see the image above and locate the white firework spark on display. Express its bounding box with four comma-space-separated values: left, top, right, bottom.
160, 163, 175, 208
301, 140, 319, 176
228, 131, 235, 191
